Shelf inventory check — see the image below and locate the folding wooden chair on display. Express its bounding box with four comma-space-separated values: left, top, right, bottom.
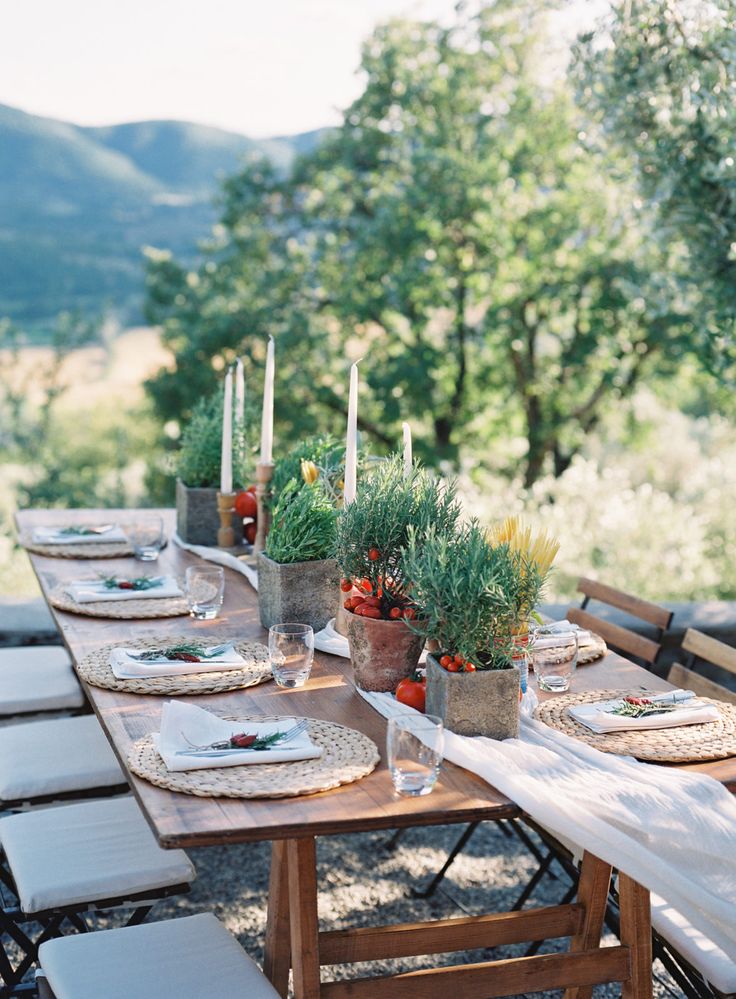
0, 796, 194, 993
567, 577, 673, 669
35, 913, 280, 999
667, 629, 736, 704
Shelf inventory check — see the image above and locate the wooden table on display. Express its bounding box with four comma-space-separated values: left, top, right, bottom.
20, 508, 731, 998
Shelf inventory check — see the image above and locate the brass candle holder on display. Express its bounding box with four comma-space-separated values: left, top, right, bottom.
216, 491, 237, 548
253, 461, 274, 555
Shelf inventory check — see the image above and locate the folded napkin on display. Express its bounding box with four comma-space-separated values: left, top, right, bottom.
173, 533, 258, 590
32, 525, 128, 545
569, 690, 720, 733
110, 643, 245, 680
539, 619, 593, 643
154, 700, 323, 772
66, 575, 183, 604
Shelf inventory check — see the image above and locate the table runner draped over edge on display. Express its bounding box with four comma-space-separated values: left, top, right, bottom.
360, 688, 736, 961
173, 534, 258, 590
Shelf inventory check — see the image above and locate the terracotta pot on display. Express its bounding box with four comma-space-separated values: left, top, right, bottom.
176, 479, 244, 547
425, 653, 520, 739
257, 553, 340, 632
345, 613, 424, 692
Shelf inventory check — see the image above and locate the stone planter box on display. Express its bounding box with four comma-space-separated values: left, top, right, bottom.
176, 479, 243, 548
425, 653, 520, 739
257, 553, 340, 632
346, 613, 424, 692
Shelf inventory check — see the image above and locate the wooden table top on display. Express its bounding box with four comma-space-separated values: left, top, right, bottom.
16, 508, 736, 850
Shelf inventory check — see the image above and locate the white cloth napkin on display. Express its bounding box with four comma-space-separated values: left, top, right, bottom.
110, 643, 245, 680
358, 687, 736, 961
32, 525, 128, 545
154, 700, 323, 772
66, 576, 183, 604
569, 691, 720, 733
540, 619, 593, 643
173, 534, 258, 590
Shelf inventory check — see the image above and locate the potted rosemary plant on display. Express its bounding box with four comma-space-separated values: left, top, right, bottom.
258, 478, 340, 631
335, 455, 460, 692
401, 521, 529, 739
175, 393, 249, 546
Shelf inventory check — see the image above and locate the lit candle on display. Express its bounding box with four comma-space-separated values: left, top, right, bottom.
235, 357, 245, 424
260, 337, 275, 464
220, 369, 233, 494
344, 360, 360, 505
402, 422, 412, 478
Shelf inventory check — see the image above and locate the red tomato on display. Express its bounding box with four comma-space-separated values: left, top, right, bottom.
402, 607, 416, 621
235, 490, 258, 519
360, 606, 382, 619
439, 654, 453, 668
344, 596, 363, 611
361, 595, 381, 608
396, 674, 426, 712
463, 662, 477, 673
340, 579, 353, 593
445, 660, 461, 673
368, 548, 380, 561
389, 607, 402, 620
358, 578, 373, 594
244, 522, 257, 545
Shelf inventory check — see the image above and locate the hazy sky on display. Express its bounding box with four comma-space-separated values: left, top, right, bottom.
1, 0, 469, 137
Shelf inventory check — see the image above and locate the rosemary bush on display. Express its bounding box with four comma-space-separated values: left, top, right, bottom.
401, 522, 526, 669
175, 392, 249, 489
265, 479, 337, 564
335, 454, 461, 606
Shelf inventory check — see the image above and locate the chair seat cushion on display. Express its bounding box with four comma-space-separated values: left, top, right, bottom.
0, 715, 124, 801
0, 796, 194, 913
0, 646, 83, 714
652, 893, 736, 994
39, 913, 280, 999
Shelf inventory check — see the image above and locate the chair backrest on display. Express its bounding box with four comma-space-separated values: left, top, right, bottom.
567, 577, 674, 668
667, 628, 736, 704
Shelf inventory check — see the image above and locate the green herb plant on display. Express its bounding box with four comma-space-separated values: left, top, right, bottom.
401, 522, 527, 670
336, 454, 461, 612
270, 434, 346, 508
175, 391, 250, 489
265, 479, 337, 564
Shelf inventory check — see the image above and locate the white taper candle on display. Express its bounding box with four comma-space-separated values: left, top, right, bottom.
402, 421, 412, 478
235, 357, 245, 424
260, 337, 275, 464
344, 360, 360, 505
220, 369, 233, 494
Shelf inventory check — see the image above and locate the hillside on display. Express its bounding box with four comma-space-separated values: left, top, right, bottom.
0, 104, 323, 330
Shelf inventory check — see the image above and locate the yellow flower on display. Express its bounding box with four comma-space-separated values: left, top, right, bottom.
488, 515, 560, 576
301, 459, 319, 485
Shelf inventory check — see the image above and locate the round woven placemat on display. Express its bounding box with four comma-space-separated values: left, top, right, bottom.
76, 635, 271, 696
49, 585, 189, 620
128, 715, 380, 799
20, 532, 134, 559
534, 688, 736, 762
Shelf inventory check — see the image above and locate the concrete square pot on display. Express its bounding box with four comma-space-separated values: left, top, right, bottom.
425, 653, 520, 739
345, 613, 424, 692
176, 479, 243, 547
257, 553, 340, 632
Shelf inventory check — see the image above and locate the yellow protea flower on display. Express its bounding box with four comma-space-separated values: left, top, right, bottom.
301, 459, 319, 485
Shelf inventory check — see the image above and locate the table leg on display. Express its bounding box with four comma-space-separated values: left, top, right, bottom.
619, 872, 653, 999
264, 840, 291, 998
563, 850, 612, 999
287, 837, 321, 999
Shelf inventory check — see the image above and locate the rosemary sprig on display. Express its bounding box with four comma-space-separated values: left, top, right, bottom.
609, 698, 678, 719
59, 525, 101, 536
132, 642, 222, 663
101, 575, 163, 591
183, 729, 290, 751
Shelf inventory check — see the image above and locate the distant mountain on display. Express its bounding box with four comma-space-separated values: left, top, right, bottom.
0, 103, 325, 330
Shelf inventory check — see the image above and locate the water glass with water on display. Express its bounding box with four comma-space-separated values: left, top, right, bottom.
387, 714, 444, 796
129, 514, 164, 561
531, 627, 579, 692
185, 565, 225, 620
269, 623, 314, 689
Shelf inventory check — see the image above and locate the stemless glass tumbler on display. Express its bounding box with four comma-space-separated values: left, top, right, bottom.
185, 565, 225, 620
269, 623, 314, 689
129, 513, 164, 561
387, 714, 444, 796
531, 627, 579, 692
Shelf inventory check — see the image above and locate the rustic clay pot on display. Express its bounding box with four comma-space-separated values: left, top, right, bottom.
257, 553, 340, 632
176, 479, 244, 547
425, 653, 520, 739
345, 614, 424, 692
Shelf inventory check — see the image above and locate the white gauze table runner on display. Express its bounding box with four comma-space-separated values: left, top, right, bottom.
173, 534, 258, 590
360, 688, 736, 960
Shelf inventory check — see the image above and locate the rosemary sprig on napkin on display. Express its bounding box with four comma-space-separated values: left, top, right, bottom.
609, 696, 679, 719
132, 642, 225, 663
101, 576, 163, 592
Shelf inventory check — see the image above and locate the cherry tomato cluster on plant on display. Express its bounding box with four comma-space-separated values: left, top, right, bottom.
341, 575, 417, 622
439, 653, 477, 674
395, 671, 426, 712
235, 486, 258, 544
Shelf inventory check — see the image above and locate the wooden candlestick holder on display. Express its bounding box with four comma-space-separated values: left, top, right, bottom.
216, 491, 236, 548
253, 461, 274, 555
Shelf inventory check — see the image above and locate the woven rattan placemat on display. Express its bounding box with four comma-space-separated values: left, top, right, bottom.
20, 532, 134, 559
128, 715, 380, 799
76, 635, 271, 696
534, 688, 736, 762
49, 585, 189, 620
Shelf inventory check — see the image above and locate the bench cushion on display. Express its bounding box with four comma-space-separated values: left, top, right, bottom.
652, 893, 736, 994
39, 913, 280, 999
0, 715, 124, 801
0, 796, 194, 913
0, 646, 83, 714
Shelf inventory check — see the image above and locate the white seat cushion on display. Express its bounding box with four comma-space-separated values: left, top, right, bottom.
0, 646, 83, 714
652, 893, 736, 994
39, 912, 280, 999
0, 715, 124, 801
0, 796, 194, 913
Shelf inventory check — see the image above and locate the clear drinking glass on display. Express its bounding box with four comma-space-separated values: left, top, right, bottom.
269, 623, 314, 689
128, 514, 164, 561
531, 627, 579, 693
185, 565, 225, 620
387, 714, 444, 796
